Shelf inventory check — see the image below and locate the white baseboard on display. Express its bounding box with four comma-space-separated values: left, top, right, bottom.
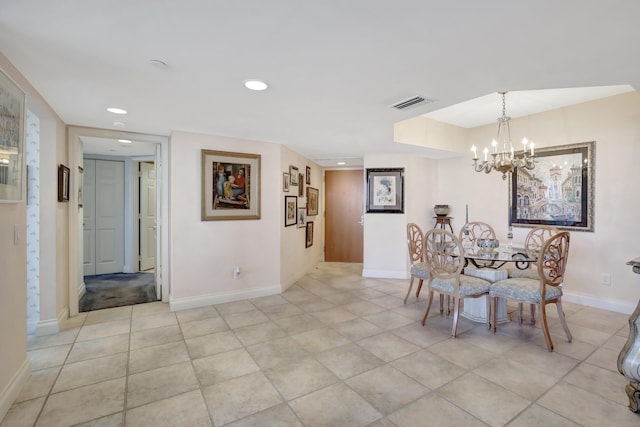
0, 358, 31, 422
35, 307, 68, 336
563, 290, 636, 315
169, 286, 281, 312
362, 269, 409, 279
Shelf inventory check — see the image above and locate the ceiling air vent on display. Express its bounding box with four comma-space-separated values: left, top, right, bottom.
391, 96, 434, 110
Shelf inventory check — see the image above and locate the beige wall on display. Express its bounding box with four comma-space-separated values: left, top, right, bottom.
280, 146, 324, 290
0, 53, 67, 420
168, 131, 284, 310
438, 92, 640, 312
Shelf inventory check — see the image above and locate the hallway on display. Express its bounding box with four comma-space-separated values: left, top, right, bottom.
2, 263, 637, 426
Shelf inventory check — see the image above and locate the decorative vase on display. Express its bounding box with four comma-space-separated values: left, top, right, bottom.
434, 204, 449, 217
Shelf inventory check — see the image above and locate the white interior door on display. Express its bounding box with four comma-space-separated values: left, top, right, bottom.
95, 160, 125, 275
83, 160, 96, 276
139, 161, 156, 271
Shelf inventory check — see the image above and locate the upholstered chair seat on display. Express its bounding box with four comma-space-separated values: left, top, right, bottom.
489, 231, 572, 351
431, 275, 490, 297
490, 277, 562, 303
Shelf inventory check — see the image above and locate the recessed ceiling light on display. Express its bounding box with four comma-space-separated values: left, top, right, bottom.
118, 139, 132, 144
337, 161, 346, 165
107, 107, 127, 114
244, 80, 268, 91
113, 121, 126, 127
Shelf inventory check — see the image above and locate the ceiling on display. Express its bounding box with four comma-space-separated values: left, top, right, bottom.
1, 1, 639, 165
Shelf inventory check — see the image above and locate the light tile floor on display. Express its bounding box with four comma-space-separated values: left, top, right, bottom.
2, 262, 639, 426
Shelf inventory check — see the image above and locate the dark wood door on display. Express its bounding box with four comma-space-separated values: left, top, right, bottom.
324, 170, 363, 262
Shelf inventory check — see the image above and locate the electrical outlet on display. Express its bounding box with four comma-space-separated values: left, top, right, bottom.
601, 273, 611, 286
233, 266, 240, 279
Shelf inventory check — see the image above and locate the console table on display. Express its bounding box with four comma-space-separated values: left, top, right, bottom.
618, 257, 640, 413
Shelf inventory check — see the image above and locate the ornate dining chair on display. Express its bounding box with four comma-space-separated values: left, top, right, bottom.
459, 221, 496, 251
421, 229, 491, 337
404, 223, 430, 303
509, 225, 559, 324
490, 231, 572, 351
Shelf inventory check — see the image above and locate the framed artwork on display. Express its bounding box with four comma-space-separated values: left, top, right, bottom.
289, 166, 299, 185
298, 173, 304, 197
510, 141, 595, 231
283, 172, 290, 192
58, 164, 70, 202
297, 207, 307, 228
285, 195, 297, 227
77, 166, 84, 207
201, 149, 261, 221
366, 168, 404, 213
306, 166, 311, 185
306, 186, 319, 216
0, 67, 25, 202
305, 221, 314, 248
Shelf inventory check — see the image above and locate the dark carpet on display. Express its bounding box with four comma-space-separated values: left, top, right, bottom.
80, 272, 157, 312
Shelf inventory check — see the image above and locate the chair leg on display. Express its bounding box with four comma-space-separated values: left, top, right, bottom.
491, 297, 497, 333
530, 304, 536, 325
421, 290, 434, 325
518, 302, 523, 324
415, 279, 424, 298
451, 297, 460, 337
485, 296, 491, 329
404, 276, 415, 304
439, 294, 444, 314
556, 300, 573, 343
540, 303, 554, 352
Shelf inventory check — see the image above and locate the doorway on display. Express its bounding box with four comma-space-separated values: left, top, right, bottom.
67, 127, 169, 317
324, 169, 364, 262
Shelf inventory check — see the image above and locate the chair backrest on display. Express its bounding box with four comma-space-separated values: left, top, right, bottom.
459, 221, 496, 249
524, 225, 559, 259
537, 231, 570, 289
424, 228, 464, 280
407, 223, 424, 264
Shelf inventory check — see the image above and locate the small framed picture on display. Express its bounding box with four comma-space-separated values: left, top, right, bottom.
58, 164, 70, 202
297, 207, 307, 228
283, 172, 290, 192
305, 221, 314, 247
285, 195, 297, 227
306, 166, 311, 185
298, 173, 304, 196
306, 187, 319, 216
289, 166, 299, 185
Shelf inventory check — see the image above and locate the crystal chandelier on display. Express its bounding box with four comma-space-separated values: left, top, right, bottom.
471, 92, 536, 180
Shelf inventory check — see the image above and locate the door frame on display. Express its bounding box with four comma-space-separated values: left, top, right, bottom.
67, 126, 170, 316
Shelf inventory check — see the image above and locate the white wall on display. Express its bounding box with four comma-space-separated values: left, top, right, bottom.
169, 131, 283, 310
363, 154, 438, 278
438, 92, 640, 313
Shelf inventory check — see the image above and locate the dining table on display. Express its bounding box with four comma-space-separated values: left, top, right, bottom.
461, 244, 535, 324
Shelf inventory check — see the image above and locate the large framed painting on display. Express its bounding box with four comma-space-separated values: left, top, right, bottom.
510, 141, 595, 231
201, 150, 260, 220
366, 168, 404, 213
0, 67, 25, 202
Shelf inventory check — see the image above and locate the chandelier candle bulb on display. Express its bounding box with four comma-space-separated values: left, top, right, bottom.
530, 142, 534, 156
483, 147, 488, 161
471, 145, 477, 159
492, 139, 497, 153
